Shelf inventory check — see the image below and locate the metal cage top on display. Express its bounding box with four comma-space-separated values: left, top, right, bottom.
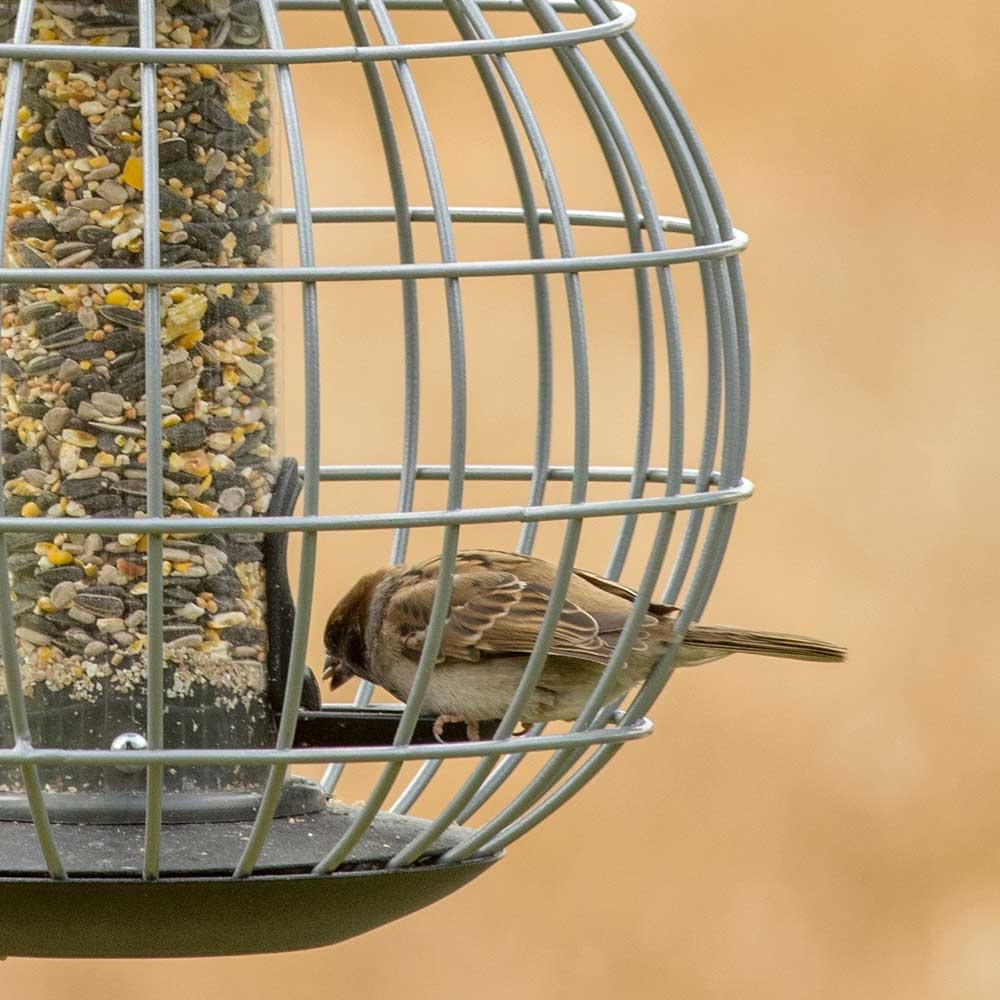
0, 0, 750, 956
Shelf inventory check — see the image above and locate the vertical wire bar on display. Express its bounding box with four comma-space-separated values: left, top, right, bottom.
234, 0, 322, 878
602, 250, 655, 581
387, 0, 557, 816
452, 5, 756, 856
453, 693, 618, 825
661, 288, 721, 603
522, 0, 686, 563
439, 0, 557, 561
320, 0, 422, 797
312, 0, 469, 874
386, 0, 599, 867
593, 12, 745, 621
390, 0, 675, 827
438, 0, 698, 859
462, 699, 624, 853
0, 0, 66, 880
501, 0, 688, 667
451, 723, 543, 823
138, 0, 165, 882
469, 715, 632, 855
617, 21, 751, 486
550, 72, 661, 586
582, 0, 737, 611
613, 27, 751, 616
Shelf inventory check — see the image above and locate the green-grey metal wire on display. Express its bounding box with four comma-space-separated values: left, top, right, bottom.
379, 0, 559, 813
447, 0, 753, 859
234, 0, 323, 879
382, 0, 676, 850
0, 0, 65, 880
312, 0, 472, 874
387, 0, 688, 850
423, 0, 690, 860
138, 0, 166, 882
317, 0, 424, 799
380, 0, 600, 858
0, 0, 750, 880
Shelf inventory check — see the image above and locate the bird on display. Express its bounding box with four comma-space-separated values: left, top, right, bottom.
322, 549, 845, 740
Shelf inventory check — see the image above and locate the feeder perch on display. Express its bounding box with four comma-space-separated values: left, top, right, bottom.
0, 0, 750, 957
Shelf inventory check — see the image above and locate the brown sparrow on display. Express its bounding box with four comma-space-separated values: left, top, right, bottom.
323, 549, 845, 739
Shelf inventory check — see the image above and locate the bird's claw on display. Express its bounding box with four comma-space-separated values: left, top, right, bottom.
432, 715, 480, 742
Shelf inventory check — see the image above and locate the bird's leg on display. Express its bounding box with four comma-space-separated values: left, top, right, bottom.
432, 715, 480, 742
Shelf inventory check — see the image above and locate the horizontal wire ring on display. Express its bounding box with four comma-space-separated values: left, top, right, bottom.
0, 2, 635, 66
0, 477, 754, 536
0, 232, 747, 286
0, 716, 653, 766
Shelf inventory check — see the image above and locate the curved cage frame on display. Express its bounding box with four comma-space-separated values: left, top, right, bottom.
0, 0, 750, 902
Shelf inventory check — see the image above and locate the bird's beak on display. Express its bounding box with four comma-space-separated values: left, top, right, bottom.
323, 657, 351, 690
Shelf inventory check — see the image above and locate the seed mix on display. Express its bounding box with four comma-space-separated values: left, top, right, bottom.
0, 1, 280, 718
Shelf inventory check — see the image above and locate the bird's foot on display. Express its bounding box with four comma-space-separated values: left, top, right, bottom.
512, 723, 532, 737
432, 715, 480, 742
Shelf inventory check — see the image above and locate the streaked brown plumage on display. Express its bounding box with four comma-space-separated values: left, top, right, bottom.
323, 550, 845, 738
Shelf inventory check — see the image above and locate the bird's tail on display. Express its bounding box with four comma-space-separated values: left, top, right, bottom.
681, 624, 846, 663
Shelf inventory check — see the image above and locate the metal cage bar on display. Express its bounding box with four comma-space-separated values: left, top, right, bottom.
383, 0, 600, 865
439, 0, 735, 858
0, 233, 745, 285
234, 0, 325, 878
0, 3, 638, 67
443, 0, 754, 857
0, 0, 66, 880
312, 0, 471, 874
0, 715, 651, 766
138, 0, 167, 883
385, 0, 559, 815
319, 0, 425, 800
0, 480, 752, 538
384, 0, 677, 848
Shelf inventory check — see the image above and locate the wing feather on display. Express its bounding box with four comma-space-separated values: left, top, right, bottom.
386, 550, 672, 668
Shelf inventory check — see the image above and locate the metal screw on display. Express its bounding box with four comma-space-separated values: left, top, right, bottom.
110, 732, 148, 772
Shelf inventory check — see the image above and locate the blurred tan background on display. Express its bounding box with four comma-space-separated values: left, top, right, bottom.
6, 1, 1000, 997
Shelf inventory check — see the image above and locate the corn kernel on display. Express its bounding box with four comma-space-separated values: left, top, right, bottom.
122, 155, 144, 190
177, 329, 204, 349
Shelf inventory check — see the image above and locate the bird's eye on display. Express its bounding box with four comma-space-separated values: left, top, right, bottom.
345, 631, 366, 668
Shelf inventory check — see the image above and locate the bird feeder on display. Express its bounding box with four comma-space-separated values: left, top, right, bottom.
0, 0, 750, 958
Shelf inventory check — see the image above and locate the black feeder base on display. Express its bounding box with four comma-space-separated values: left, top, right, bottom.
0, 803, 499, 958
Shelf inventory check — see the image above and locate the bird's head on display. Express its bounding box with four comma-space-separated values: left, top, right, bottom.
322, 568, 392, 690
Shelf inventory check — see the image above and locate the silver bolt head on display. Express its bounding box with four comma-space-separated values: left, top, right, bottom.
111, 732, 149, 752
110, 732, 149, 772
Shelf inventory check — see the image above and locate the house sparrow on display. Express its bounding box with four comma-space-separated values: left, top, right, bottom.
323, 549, 845, 739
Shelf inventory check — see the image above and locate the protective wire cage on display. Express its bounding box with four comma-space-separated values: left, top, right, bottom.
0, 0, 749, 957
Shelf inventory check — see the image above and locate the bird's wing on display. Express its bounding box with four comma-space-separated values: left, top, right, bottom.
568, 565, 679, 618
389, 553, 660, 666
